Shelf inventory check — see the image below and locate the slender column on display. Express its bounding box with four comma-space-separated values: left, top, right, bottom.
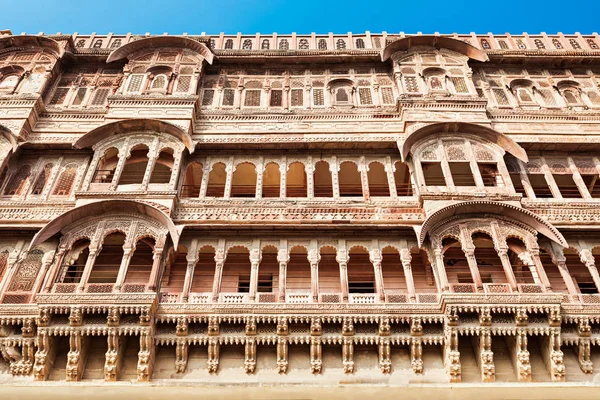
42, 247, 67, 293
540, 157, 562, 199
529, 249, 552, 291
385, 157, 398, 198
147, 245, 165, 291
568, 157, 591, 199
223, 157, 234, 199
438, 139, 455, 190
463, 248, 483, 291
579, 249, 600, 292
359, 156, 370, 200
517, 159, 536, 199
277, 243, 289, 302
168, 152, 182, 190
248, 242, 261, 302
141, 151, 158, 190
113, 247, 134, 293
336, 241, 349, 302
109, 138, 130, 190
308, 242, 320, 303
496, 156, 515, 191
82, 153, 101, 190
255, 158, 264, 199
400, 249, 416, 301
199, 159, 211, 198
181, 256, 198, 302
464, 140, 485, 190
370, 246, 385, 302
549, 244, 578, 295
330, 157, 340, 199
433, 247, 450, 292
211, 240, 226, 302
31, 252, 55, 296
306, 157, 315, 199
497, 249, 518, 291
76, 246, 100, 293
279, 159, 287, 198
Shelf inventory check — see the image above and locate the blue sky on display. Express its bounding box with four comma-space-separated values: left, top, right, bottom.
1, 0, 599, 35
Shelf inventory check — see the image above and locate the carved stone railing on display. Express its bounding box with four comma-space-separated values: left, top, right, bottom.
416, 293, 440, 304
518, 284, 544, 294
483, 283, 512, 294
86, 283, 114, 293
451, 283, 477, 294
219, 293, 248, 304
188, 293, 211, 304
348, 293, 377, 304
160, 292, 180, 303
53, 283, 77, 294
257, 292, 277, 303
286, 293, 310, 304
319, 293, 341, 303
385, 292, 408, 303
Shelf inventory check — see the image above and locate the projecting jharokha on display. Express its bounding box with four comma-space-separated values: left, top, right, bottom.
2, 28, 600, 397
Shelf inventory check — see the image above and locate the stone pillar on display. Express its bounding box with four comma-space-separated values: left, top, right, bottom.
308, 245, 320, 303
370, 247, 385, 302
342, 317, 354, 373
463, 248, 483, 291
310, 318, 322, 374
147, 244, 165, 291
211, 244, 226, 302
568, 156, 591, 199
336, 243, 349, 302
104, 330, 123, 381
279, 160, 287, 198
113, 246, 134, 293
497, 248, 518, 291
410, 318, 424, 373
400, 249, 416, 301
223, 157, 234, 199
529, 249, 552, 291
359, 156, 370, 200
141, 151, 158, 190
579, 249, 600, 292
549, 245, 578, 295
109, 138, 130, 190
277, 245, 289, 302
42, 247, 67, 293
199, 160, 211, 198
248, 244, 262, 302
31, 251, 55, 295
385, 157, 398, 198
181, 252, 198, 302
255, 158, 264, 199
306, 158, 315, 199
76, 245, 100, 293
465, 140, 485, 190
433, 247, 450, 292
330, 157, 340, 199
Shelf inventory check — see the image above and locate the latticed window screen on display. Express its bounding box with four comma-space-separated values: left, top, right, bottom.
318, 39, 327, 50
313, 89, 324, 106
90, 88, 110, 106
175, 75, 192, 92
492, 88, 510, 106
127, 74, 144, 93
242, 39, 253, 50
224, 39, 234, 49
270, 90, 282, 106
222, 89, 235, 106
336, 39, 346, 49
71, 87, 88, 106
451, 77, 468, 93
52, 166, 77, 196
291, 89, 303, 106
358, 88, 372, 105
279, 39, 289, 50
298, 39, 309, 50
30, 164, 53, 195
4, 165, 31, 196
202, 89, 214, 106
151, 75, 167, 89
9, 250, 43, 292
404, 76, 419, 92
381, 87, 394, 104
538, 89, 557, 106
49, 87, 70, 105
244, 90, 261, 106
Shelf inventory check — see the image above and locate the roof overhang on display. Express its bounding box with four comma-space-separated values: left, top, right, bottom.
401, 122, 528, 163
74, 119, 194, 153
0, 35, 62, 57
382, 35, 489, 62
29, 200, 181, 250
418, 200, 567, 247
107, 36, 214, 64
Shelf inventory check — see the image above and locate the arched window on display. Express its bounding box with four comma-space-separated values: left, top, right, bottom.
206, 162, 227, 197
552, 38, 563, 49
534, 39, 545, 49
93, 147, 119, 184
150, 74, 168, 91
123, 237, 155, 291
89, 233, 125, 285
286, 247, 311, 296
93, 40, 103, 49
286, 162, 307, 197
317, 246, 340, 297
394, 161, 412, 196
338, 161, 362, 197
588, 39, 599, 50
59, 239, 90, 284
336, 39, 346, 49
355, 38, 365, 49
472, 233, 508, 287
279, 39, 289, 50
3, 165, 31, 196
224, 39, 234, 49
110, 39, 122, 48
335, 86, 351, 104
562, 88, 581, 105
367, 162, 390, 196
149, 150, 174, 184
231, 162, 257, 198
381, 247, 408, 299
182, 161, 203, 197
318, 39, 327, 50
480, 39, 491, 49
30, 163, 54, 196
569, 39, 581, 50
298, 39, 309, 50
221, 247, 251, 294
347, 247, 375, 294
119, 144, 149, 185
126, 74, 145, 93
313, 161, 333, 197
8, 249, 43, 293
261, 39, 270, 50
262, 162, 280, 198
51, 164, 77, 196
242, 39, 253, 50
0, 75, 19, 92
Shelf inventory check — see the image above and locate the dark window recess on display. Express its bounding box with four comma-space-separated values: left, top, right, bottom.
449, 162, 476, 186
348, 282, 375, 294
553, 174, 583, 198
581, 174, 600, 198
478, 163, 501, 187
238, 276, 250, 293
457, 273, 474, 284
527, 174, 553, 198
270, 90, 283, 107
577, 281, 598, 294
257, 274, 273, 292
422, 162, 446, 186
509, 173, 527, 196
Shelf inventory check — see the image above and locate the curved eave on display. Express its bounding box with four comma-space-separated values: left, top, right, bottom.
29, 200, 181, 250
418, 200, 567, 248
382, 36, 489, 62
107, 36, 214, 64
0, 124, 21, 151
0, 35, 62, 57
73, 119, 194, 153
401, 122, 528, 163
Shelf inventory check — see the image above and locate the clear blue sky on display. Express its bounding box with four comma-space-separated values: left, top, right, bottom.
1, 0, 598, 35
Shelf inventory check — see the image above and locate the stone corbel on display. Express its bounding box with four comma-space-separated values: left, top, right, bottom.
444, 327, 461, 383
104, 330, 123, 381
244, 337, 256, 374
546, 331, 565, 382
137, 331, 155, 382
9, 339, 34, 376
33, 330, 54, 381
410, 338, 423, 374
276, 336, 288, 374
107, 308, 120, 327
176, 317, 188, 336
479, 329, 495, 382
68, 307, 83, 327
576, 338, 593, 374
207, 338, 219, 373
66, 332, 88, 381
378, 338, 391, 374
175, 340, 189, 373
342, 337, 354, 374
514, 331, 531, 382
310, 337, 322, 374
208, 316, 219, 336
